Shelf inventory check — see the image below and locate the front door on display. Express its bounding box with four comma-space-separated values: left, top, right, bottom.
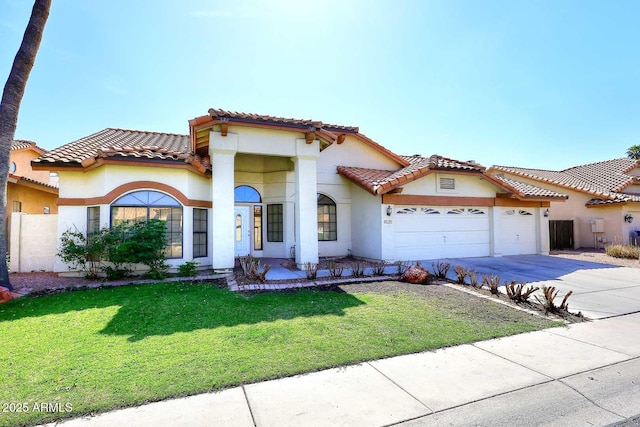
234, 206, 250, 256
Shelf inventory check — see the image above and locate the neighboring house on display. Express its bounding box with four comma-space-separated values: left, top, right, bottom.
8, 140, 59, 217
32, 108, 564, 274
490, 159, 640, 249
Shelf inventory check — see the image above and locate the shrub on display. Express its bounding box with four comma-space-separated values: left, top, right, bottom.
467, 270, 482, 288
305, 262, 319, 280
350, 261, 366, 278
58, 227, 109, 279
371, 261, 388, 276
238, 255, 257, 276
504, 280, 539, 303
58, 221, 169, 280
395, 261, 410, 276
178, 261, 199, 277
431, 261, 450, 279
482, 274, 501, 296
326, 261, 344, 278
535, 286, 573, 314
250, 262, 271, 283
605, 244, 640, 259
453, 265, 468, 284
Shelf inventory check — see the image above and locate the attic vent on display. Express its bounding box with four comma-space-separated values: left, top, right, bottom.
439, 177, 455, 190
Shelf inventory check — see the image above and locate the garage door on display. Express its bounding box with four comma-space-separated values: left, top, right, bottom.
498, 209, 537, 255
393, 206, 491, 261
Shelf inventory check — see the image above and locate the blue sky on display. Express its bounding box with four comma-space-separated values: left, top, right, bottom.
1, 0, 639, 170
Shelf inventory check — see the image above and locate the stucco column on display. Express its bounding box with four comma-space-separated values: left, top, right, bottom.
294, 139, 320, 268
538, 207, 550, 254
210, 131, 238, 271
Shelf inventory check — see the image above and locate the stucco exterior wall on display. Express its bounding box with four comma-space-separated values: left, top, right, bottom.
59, 165, 210, 200
10, 212, 58, 273
7, 183, 58, 215
401, 173, 499, 197
11, 148, 51, 184
350, 185, 383, 260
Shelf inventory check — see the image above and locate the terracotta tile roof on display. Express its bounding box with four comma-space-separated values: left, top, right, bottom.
12, 140, 46, 154
33, 128, 197, 169
338, 154, 486, 195
8, 173, 58, 190
208, 108, 359, 133
491, 158, 640, 203
491, 175, 568, 199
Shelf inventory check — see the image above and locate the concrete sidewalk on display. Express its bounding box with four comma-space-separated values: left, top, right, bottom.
44, 312, 640, 427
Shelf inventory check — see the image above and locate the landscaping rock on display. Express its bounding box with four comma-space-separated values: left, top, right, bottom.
0, 286, 20, 303
400, 265, 430, 284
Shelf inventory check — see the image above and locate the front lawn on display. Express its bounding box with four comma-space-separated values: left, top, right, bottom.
0, 281, 558, 426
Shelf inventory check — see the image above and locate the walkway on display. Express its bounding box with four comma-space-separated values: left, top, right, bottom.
43, 312, 640, 427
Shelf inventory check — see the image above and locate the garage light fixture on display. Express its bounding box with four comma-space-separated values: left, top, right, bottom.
386, 205, 393, 216
543, 209, 549, 218
624, 213, 634, 223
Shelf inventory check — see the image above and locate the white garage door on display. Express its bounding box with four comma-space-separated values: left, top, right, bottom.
498, 209, 538, 255
393, 206, 491, 261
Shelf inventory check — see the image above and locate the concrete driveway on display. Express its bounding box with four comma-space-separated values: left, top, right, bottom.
434, 255, 640, 319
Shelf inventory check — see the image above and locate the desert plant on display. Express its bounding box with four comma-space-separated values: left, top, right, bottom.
178, 260, 199, 277
431, 261, 450, 279
482, 274, 501, 295
371, 261, 388, 276
535, 286, 573, 314
238, 255, 257, 276
395, 261, 410, 276
326, 260, 344, 278
250, 262, 271, 283
453, 265, 468, 284
350, 261, 365, 277
605, 244, 640, 259
504, 280, 539, 303
305, 262, 319, 280
467, 270, 482, 288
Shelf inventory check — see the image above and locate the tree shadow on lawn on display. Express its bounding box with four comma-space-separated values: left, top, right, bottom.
0, 282, 366, 342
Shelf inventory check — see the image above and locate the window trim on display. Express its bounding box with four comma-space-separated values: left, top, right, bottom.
266, 204, 284, 242
87, 206, 101, 235
317, 193, 337, 241
193, 208, 208, 258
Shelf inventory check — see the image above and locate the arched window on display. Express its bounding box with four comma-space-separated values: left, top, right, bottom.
234, 185, 261, 203
317, 194, 337, 241
111, 190, 183, 258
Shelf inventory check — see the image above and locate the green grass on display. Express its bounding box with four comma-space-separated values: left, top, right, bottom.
0, 282, 557, 426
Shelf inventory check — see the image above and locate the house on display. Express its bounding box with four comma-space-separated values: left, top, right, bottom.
8, 140, 58, 217
32, 108, 565, 274
490, 159, 640, 249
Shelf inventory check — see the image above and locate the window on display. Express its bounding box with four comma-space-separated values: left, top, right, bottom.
9, 162, 16, 174
111, 190, 183, 258
12, 201, 21, 213
267, 204, 283, 242
87, 207, 100, 235
254, 206, 263, 250
234, 185, 261, 203
193, 208, 207, 258
317, 194, 337, 241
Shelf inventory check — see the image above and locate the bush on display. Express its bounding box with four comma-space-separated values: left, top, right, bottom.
58, 220, 169, 280
178, 261, 199, 277
605, 244, 640, 259
482, 274, 501, 296
431, 261, 450, 279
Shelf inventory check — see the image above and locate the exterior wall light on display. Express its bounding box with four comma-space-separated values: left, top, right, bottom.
624, 213, 634, 223
543, 209, 549, 218
386, 205, 393, 216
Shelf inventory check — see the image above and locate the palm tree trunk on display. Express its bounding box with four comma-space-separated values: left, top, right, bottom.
0, 0, 52, 290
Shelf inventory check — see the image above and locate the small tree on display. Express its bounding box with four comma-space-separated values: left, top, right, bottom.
58, 227, 110, 279
627, 145, 640, 160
